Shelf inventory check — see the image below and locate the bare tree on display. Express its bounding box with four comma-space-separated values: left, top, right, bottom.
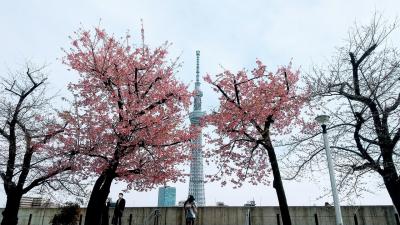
0, 64, 83, 225
284, 15, 400, 212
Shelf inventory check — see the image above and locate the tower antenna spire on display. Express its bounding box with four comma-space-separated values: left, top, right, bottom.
195, 50, 200, 87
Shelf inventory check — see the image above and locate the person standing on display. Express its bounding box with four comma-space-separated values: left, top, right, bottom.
112, 193, 126, 225
101, 198, 111, 225
184, 195, 197, 225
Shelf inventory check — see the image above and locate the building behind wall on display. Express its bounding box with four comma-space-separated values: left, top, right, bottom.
158, 186, 176, 207
20, 196, 57, 208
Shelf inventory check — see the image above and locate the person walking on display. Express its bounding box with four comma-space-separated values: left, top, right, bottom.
184, 195, 197, 225
112, 193, 126, 225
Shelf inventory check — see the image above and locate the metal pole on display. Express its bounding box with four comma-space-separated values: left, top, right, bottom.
27, 214, 32, 225
321, 124, 343, 225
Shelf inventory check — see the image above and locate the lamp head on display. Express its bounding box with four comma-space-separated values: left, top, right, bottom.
315, 115, 330, 125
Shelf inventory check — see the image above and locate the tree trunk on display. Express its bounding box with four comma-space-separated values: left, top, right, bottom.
1, 189, 22, 225
382, 167, 400, 214
266, 145, 292, 225
84, 169, 115, 225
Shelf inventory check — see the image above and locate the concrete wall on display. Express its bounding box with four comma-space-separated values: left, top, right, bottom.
0, 205, 399, 225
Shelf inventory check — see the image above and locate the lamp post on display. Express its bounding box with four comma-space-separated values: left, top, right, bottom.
315, 115, 343, 225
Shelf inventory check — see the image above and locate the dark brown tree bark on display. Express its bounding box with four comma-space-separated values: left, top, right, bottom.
83, 147, 142, 225
1, 189, 22, 225
383, 169, 400, 213
84, 168, 116, 225
261, 117, 292, 225
84, 141, 141, 225
381, 152, 400, 213
265, 143, 292, 225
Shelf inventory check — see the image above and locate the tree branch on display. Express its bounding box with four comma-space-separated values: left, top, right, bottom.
142, 76, 161, 99
357, 44, 378, 66
385, 92, 400, 113
136, 93, 174, 116
0, 127, 10, 140
285, 147, 324, 180
244, 143, 259, 177
22, 165, 71, 194
134, 68, 139, 98
353, 112, 383, 173
284, 71, 290, 94
392, 128, 400, 148
233, 78, 241, 106
210, 82, 238, 108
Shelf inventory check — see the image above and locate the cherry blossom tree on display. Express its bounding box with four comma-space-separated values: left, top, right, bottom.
62, 27, 194, 225
0, 64, 80, 225
203, 61, 310, 225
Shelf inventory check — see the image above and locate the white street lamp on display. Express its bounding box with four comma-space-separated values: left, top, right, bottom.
315, 115, 344, 225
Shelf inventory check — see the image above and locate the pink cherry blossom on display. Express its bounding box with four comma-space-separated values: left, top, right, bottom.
62, 27, 195, 191
203, 60, 311, 186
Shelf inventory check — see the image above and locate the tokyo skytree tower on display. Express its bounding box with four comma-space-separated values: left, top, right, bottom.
188, 50, 206, 206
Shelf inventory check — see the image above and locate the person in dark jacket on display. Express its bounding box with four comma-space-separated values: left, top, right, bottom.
112, 193, 126, 225
184, 195, 197, 225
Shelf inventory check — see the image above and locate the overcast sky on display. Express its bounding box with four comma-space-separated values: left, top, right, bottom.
0, 0, 399, 207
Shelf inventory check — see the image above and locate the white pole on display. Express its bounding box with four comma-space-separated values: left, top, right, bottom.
322, 124, 344, 225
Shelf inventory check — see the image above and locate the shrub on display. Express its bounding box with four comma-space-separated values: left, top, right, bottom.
50, 202, 80, 225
